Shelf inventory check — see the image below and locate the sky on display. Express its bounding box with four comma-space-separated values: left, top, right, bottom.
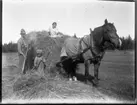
2, 0, 135, 44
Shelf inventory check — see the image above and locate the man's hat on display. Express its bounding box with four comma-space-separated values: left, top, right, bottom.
52, 22, 57, 25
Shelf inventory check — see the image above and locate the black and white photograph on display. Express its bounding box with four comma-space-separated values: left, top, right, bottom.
2, 0, 135, 103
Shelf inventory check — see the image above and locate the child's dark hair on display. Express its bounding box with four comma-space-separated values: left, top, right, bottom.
52, 22, 57, 25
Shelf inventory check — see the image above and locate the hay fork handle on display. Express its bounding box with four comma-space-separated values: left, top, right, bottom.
22, 46, 31, 74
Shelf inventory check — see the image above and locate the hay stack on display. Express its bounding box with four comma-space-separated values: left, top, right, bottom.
23, 30, 69, 73
13, 30, 70, 98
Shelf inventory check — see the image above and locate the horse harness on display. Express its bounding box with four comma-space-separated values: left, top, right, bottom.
78, 29, 115, 62
78, 32, 102, 62
58, 33, 103, 64
58, 28, 114, 64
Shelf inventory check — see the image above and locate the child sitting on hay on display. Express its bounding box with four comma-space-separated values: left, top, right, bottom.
33, 49, 46, 76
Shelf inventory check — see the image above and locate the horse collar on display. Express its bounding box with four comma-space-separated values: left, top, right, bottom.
79, 35, 96, 57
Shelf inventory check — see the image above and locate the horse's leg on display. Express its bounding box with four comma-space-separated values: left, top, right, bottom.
93, 61, 101, 85
84, 60, 90, 83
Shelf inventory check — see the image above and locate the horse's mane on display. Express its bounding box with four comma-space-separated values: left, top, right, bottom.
93, 25, 104, 34
92, 25, 105, 46
80, 25, 104, 48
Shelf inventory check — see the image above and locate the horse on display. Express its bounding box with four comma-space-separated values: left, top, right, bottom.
58, 19, 122, 85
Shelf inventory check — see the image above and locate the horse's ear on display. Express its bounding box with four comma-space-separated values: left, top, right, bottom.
105, 19, 108, 24
89, 28, 92, 34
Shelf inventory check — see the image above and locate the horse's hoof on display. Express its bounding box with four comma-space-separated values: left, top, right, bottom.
92, 79, 99, 86
84, 78, 89, 84
84, 80, 93, 85
93, 77, 100, 81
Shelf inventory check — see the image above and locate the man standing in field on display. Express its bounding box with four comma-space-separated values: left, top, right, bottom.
17, 29, 29, 73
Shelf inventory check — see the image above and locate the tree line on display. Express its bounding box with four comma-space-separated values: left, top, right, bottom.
2, 42, 17, 53
119, 35, 135, 50
2, 35, 135, 53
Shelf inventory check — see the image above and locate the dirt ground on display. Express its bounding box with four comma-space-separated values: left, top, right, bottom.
2, 50, 135, 103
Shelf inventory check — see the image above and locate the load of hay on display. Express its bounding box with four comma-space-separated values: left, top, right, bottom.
13, 30, 71, 99
25, 30, 69, 70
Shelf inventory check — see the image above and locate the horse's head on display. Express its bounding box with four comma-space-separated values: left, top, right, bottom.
102, 19, 122, 49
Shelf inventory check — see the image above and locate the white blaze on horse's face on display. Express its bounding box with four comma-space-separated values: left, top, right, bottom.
104, 21, 121, 49
110, 34, 121, 48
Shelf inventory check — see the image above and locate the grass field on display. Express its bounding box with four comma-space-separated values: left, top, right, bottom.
2, 50, 135, 103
